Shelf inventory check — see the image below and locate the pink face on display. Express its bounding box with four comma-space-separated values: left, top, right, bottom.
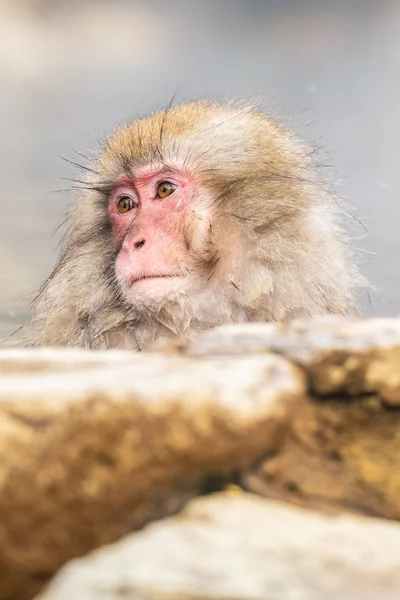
109, 166, 199, 303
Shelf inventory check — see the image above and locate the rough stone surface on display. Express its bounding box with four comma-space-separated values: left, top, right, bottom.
37, 491, 400, 600
187, 317, 400, 404
244, 393, 400, 520
4, 318, 400, 600
182, 319, 400, 519
0, 348, 302, 600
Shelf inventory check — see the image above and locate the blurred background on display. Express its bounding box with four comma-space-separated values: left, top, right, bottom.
0, 0, 398, 340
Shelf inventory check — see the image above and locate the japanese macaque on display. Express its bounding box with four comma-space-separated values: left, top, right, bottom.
25, 100, 365, 350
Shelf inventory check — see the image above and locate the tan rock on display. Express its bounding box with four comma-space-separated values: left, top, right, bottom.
244, 392, 400, 520
0, 348, 302, 600
187, 317, 400, 403
185, 320, 400, 518
37, 491, 400, 600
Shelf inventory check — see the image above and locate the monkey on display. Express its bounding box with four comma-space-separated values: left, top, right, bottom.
24, 100, 366, 350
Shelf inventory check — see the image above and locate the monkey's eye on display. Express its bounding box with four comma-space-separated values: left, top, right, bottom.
156, 181, 177, 199
117, 195, 135, 214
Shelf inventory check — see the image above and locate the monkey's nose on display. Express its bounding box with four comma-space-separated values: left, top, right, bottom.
134, 239, 146, 250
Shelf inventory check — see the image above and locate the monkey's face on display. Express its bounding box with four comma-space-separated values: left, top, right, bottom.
90, 101, 324, 326
97, 103, 271, 320
108, 164, 214, 309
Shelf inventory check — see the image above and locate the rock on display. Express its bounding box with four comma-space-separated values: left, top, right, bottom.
5, 319, 400, 600
243, 393, 400, 520
0, 348, 302, 600
186, 317, 400, 404
182, 320, 400, 519
36, 491, 400, 600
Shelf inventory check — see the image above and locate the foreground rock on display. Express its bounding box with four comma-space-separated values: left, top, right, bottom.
186, 318, 400, 519
4, 318, 400, 599
37, 491, 400, 600
0, 348, 302, 600
188, 316, 400, 403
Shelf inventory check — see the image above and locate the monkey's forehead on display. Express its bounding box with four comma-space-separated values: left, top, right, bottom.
99, 100, 286, 174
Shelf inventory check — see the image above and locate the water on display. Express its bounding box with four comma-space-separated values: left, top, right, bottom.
1, 0, 398, 342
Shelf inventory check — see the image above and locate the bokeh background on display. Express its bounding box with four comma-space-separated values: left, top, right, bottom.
0, 0, 398, 340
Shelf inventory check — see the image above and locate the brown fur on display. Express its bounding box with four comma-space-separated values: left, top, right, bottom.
24, 100, 366, 349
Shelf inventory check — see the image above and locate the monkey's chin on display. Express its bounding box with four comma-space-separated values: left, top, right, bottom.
122, 276, 188, 306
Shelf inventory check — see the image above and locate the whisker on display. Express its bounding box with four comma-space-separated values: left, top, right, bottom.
60, 156, 99, 174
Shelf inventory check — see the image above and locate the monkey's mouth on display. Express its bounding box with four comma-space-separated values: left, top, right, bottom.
122, 273, 187, 303
131, 274, 182, 285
